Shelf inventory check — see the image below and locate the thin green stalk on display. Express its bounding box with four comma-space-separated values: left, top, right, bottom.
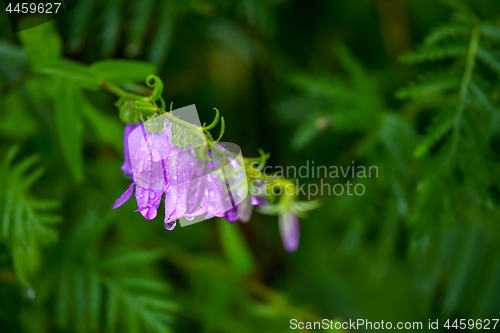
450, 25, 481, 159
100, 81, 146, 101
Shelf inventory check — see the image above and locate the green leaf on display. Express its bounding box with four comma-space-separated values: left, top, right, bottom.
424, 24, 471, 45
134, 100, 158, 114
82, 102, 123, 151
0, 91, 39, 139
414, 109, 455, 158
89, 273, 101, 331
138, 296, 178, 311
101, 251, 160, 269
17, 21, 62, 70
40, 61, 100, 90
54, 79, 84, 181
75, 273, 86, 327
57, 274, 69, 329
379, 114, 417, 176
291, 122, 319, 150
147, 0, 177, 67
67, 0, 96, 52
293, 200, 321, 213
470, 81, 498, 116
396, 72, 461, 99
100, 0, 122, 57
2, 189, 14, 238
116, 278, 170, 293
106, 285, 118, 333
14, 200, 27, 247
127, 307, 139, 333
0, 41, 28, 79
289, 74, 344, 99
12, 243, 29, 287
400, 45, 467, 63
125, 0, 154, 57
476, 46, 500, 76
218, 219, 255, 275
90, 60, 156, 85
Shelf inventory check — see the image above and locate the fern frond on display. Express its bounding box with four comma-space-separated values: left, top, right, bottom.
400, 44, 467, 64
469, 81, 499, 116
54, 263, 176, 333
0, 146, 61, 285
414, 109, 455, 158
424, 24, 471, 45
476, 46, 500, 76
289, 74, 347, 99
2, 149, 60, 245
396, 72, 461, 99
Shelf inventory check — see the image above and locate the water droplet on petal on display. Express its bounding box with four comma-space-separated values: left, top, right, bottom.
164, 221, 177, 230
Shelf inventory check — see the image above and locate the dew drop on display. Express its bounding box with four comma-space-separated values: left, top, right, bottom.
164, 220, 177, 230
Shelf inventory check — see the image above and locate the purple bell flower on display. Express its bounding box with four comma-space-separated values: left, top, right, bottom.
278, 211, 300, 252
114, 119, 237, 228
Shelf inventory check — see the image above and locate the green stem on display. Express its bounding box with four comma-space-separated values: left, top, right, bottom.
450, 25, 480, 159
100, 81, 146, 101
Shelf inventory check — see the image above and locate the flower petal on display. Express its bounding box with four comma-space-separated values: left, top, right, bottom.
186, 160, 208, 215
224, 203, 238, 223
279, 212, 300, 252
238, 195, 253, 223
121, 123, 140, 178
135, 186, 162, 220
113, 182, 135, 209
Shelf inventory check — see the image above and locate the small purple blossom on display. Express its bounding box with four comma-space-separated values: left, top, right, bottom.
278, 211, 300, 252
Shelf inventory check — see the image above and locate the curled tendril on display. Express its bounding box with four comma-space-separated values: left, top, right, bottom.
146, 75, 163, 101
215, 117, 225, 142
202, 108, 220, 131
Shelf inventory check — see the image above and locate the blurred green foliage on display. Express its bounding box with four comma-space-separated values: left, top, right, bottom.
1, 0, 500, 332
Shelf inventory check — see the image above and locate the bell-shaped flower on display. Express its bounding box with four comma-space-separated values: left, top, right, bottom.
114, 112, 245, 229
278, 210, 300, 252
